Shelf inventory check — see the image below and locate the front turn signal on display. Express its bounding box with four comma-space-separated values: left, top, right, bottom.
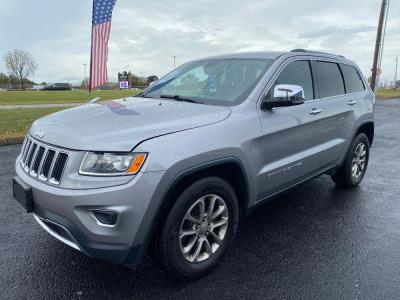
127, 153, 147, 174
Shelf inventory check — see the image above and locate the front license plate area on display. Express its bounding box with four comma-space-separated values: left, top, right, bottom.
13, 177, 34, 213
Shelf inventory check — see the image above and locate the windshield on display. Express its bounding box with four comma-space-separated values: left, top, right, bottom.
142, 58, 274, 106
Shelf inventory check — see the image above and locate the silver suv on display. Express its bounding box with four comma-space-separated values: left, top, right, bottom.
13, 50, 374, 280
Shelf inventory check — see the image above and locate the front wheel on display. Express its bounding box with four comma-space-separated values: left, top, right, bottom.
156, 177, 239, 281
332, 133, 370, 188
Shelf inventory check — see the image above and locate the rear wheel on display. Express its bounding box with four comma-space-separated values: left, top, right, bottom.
156, 177, 239, 281
332, 133, 370, 188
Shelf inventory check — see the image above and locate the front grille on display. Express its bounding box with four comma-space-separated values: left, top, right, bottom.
20, 136, 69, 185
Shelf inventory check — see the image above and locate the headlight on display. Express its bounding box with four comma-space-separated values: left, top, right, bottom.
79, 152, 147, 176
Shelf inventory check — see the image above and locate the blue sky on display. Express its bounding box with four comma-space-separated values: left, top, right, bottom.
0, 0, 399, 84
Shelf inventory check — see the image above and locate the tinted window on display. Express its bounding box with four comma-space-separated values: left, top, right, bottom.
268, 60, 314, 100
315, 61, 345, 98
341, 64, 365, 93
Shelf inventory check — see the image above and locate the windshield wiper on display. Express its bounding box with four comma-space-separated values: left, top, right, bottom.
160, 94, 203, 104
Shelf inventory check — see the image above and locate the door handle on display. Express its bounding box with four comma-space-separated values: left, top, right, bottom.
309, 108, 323, 115
348, 100, 357, 106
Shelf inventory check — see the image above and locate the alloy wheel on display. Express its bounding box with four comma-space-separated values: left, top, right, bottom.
179, 194, 229, 263
351, 142, 367, 179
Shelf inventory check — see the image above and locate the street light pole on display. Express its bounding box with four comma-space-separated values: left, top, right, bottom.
370, 0, 390, 91
395, 54, 399, 88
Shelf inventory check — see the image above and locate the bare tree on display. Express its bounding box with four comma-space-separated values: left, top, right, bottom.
4, 49, 38, 90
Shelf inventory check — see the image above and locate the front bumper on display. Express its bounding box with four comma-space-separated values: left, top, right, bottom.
33, 214, 81, 251
15, 158, 165, 265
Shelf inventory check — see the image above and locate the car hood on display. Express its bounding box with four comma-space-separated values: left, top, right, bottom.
29, 97, 231, 152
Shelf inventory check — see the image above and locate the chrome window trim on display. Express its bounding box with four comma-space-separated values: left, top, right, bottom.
258, 55, 369, 110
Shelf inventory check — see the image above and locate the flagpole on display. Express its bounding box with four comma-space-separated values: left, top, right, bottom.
89, 0, 95, 93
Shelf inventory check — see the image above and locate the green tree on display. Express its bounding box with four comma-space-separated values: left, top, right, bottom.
4, 49, 38, 90
0, 72, 10, 85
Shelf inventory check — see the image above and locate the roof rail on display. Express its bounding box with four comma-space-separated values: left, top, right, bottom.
290, 49, 346, 59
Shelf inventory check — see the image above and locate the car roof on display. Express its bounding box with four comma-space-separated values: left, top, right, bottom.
197, 51, 286, 60
195, 49, 355, 65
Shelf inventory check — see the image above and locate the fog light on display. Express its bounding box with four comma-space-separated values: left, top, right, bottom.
89, 210, 118, 227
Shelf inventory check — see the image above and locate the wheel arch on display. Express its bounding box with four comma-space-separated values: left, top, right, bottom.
356, 121, 374, 146
144, 158, 251, 259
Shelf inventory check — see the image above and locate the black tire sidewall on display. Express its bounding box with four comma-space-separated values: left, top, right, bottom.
159, 177, 239, 280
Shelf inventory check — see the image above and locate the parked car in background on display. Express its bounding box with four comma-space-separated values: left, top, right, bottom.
146, 75, 159, 85
13, 50, 374, 281
42, 83, 72, 91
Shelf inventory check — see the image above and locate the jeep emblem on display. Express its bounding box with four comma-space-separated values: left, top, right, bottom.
36, 130, 45, 139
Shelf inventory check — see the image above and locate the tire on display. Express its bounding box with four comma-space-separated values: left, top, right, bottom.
156, 177, 239, 281
332, 133, 370, 188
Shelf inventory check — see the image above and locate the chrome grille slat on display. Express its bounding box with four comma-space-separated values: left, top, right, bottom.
30, 146, 46, 177
24, 143, 37, 172
37, 148, 48, 180
47, 151, 59, 184
39, 149, 56, 181
19, 136, 69, 185
20, 139, 28, 159
20, 139, 28, 167
21, 140, 32, 165
50, 153, 69, 184
29, 145, 40, 170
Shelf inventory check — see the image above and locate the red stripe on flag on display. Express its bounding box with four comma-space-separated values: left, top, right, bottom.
90, 21, 112, 90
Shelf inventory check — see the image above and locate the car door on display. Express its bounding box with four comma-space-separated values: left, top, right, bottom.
310, 59, 359, 167
255, 58, 334, 201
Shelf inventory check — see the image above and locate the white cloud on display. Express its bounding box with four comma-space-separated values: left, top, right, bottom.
0, 0, 398, 83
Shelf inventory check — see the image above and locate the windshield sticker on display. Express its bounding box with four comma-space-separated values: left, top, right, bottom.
208, 75, 217, 95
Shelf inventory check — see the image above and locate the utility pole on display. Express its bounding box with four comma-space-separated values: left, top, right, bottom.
370, 0, 390, 91
173, 56, 176, 69
83, 64, 87, 91
395, 54, 399, 88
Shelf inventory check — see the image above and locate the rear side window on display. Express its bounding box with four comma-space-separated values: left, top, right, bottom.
315, 61, 345, 98
341, 64, 365, 93
269, 60, 314, 100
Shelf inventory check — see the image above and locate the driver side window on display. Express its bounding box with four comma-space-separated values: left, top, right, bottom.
267, 60, 314, 101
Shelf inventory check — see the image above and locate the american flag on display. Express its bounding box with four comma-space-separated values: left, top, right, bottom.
89, 0, 117, 90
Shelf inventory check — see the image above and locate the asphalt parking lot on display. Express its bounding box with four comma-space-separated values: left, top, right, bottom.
1, 99, 400, 299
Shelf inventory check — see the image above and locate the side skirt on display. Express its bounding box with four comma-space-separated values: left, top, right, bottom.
246, 164, 337, 215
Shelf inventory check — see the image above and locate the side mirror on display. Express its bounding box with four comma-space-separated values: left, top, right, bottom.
262, 84, 306, 110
